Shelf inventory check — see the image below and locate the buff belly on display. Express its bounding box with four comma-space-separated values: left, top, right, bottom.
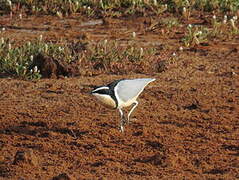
93, 93, 116, 108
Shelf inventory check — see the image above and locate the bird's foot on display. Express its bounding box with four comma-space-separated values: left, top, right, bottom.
129, 118, 137, 122
70, 129, 77, 139
119, 125, 124, 133
126, 117, 137, 124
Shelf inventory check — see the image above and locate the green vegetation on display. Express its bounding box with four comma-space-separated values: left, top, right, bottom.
182, 15, 239, 47
0, 37, 68, 79
210, 15, 239, 38
182, 24, 209, 47
88, 38, 155, 65
0, 36, 156, 79
1, 0, 239, 17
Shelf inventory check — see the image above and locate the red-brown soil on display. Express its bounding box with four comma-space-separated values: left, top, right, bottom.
0, 14, 239, 179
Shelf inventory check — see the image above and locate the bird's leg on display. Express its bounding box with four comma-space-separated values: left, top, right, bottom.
118, 108, 125, 132
127, 101, 138, 123
70, 129, 77, 139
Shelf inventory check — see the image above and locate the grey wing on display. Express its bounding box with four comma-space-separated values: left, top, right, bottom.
116, 78, 155, 102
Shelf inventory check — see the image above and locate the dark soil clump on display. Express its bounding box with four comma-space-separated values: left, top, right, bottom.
30, 53, 80, 78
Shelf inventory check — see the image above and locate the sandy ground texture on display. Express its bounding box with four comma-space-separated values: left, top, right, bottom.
0, 14, 239, 179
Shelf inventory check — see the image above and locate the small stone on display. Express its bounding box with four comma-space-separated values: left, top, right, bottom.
0, 155, 4, 162
52, 173, 76, 180
13, 149, 38, 166
156, 60, 167, 73
0, 165, 12, 178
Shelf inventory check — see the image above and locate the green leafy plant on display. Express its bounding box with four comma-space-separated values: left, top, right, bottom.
0, 36, 71, 79
182, 24, 209, 47
0, 0, 239, 17
0, 35, 156, 79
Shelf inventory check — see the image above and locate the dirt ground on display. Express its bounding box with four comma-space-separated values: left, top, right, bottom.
0, 14, 239, 179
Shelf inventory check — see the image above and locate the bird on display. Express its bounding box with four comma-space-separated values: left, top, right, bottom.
91, 78, 155, 132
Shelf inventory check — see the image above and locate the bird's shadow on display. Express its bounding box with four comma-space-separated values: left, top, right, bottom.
0, 121, 88, 139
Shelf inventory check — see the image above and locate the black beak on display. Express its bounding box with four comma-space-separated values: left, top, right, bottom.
81, 84, 98, 95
